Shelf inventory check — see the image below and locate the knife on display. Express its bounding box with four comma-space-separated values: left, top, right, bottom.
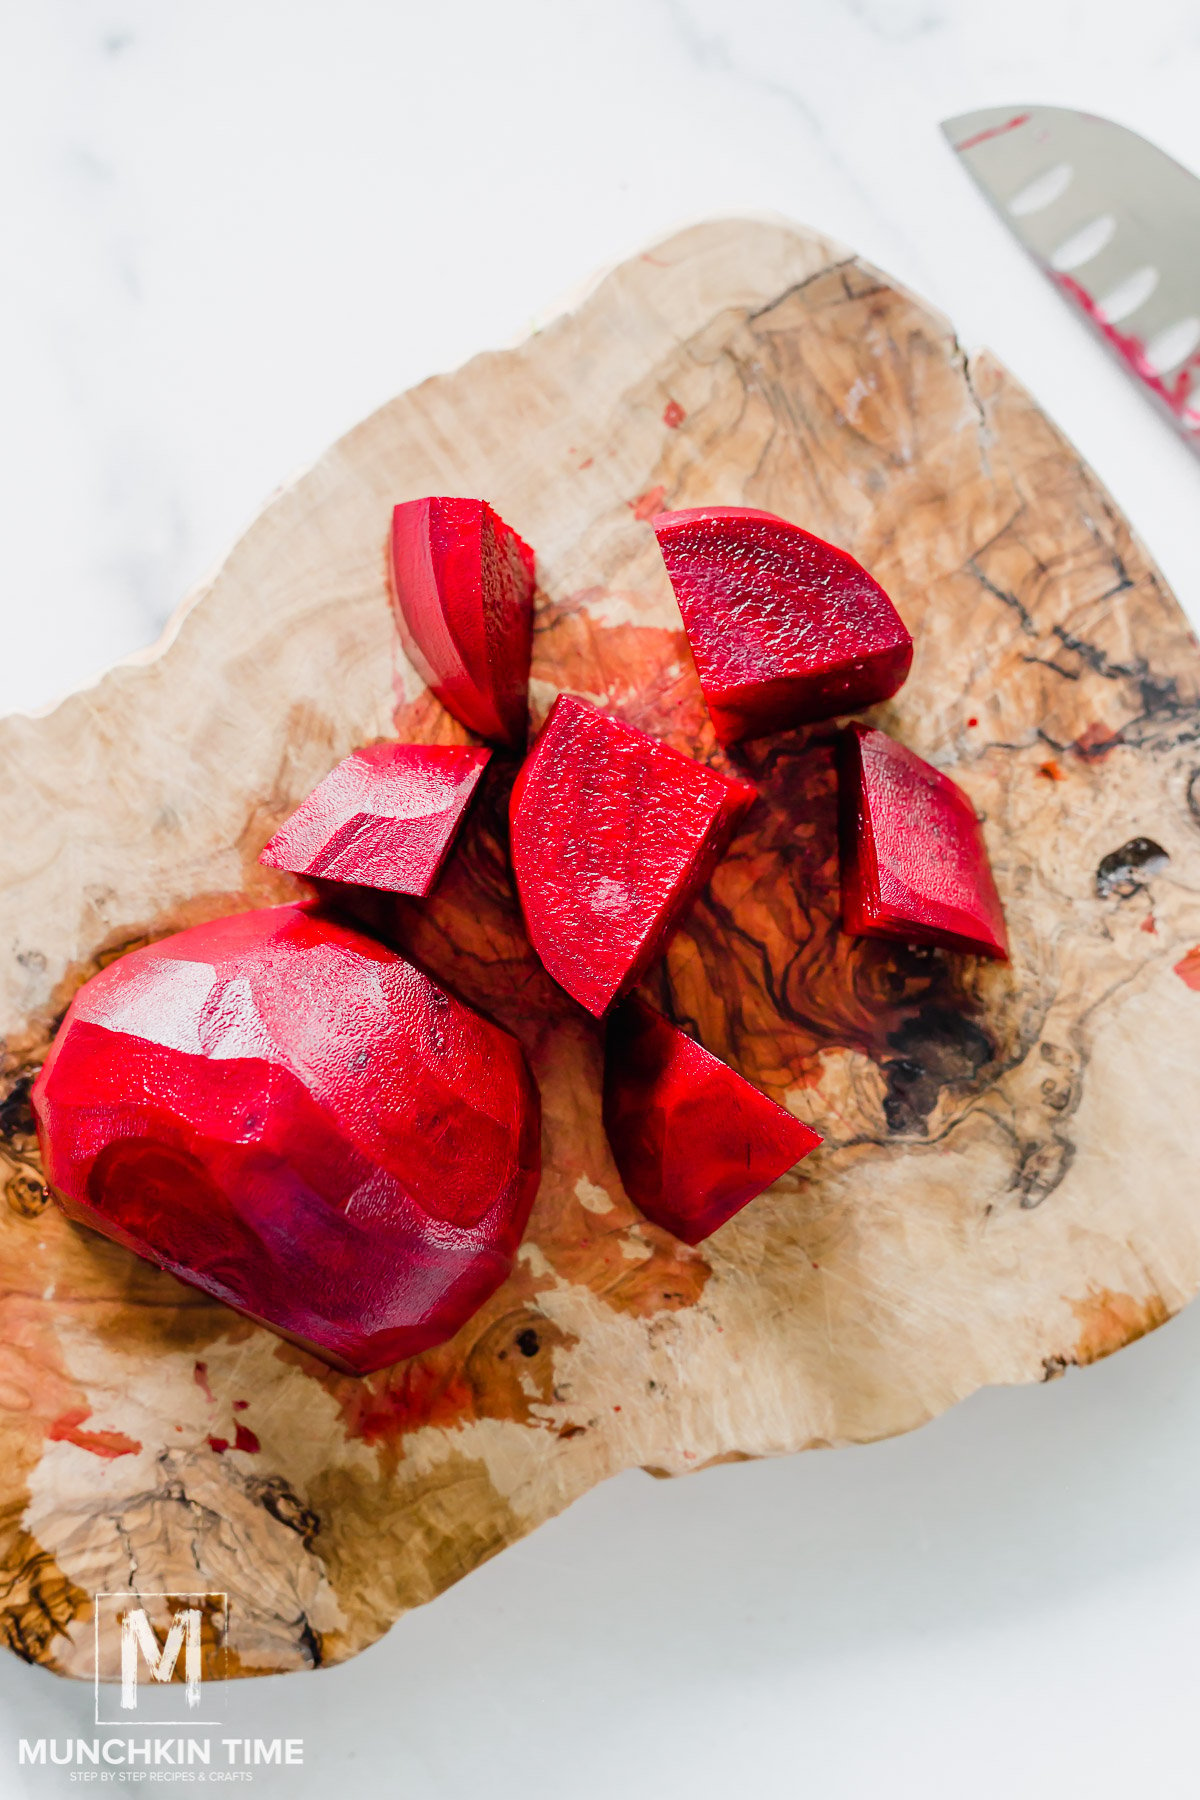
941, 105, 1200, 457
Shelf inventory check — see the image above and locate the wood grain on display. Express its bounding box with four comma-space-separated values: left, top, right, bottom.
2, 219, 1199, 1681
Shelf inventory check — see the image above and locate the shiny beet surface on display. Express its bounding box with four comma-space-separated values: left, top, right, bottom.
652, 506, 912, 742
259, 742, 491, 897
509, 695, 756, 1017
390, 496, 536, 748
31, 904, 542, 1372
839, 724, 1008, 960
603, 996, 822, 1244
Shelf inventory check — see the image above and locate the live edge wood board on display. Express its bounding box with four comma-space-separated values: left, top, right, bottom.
1, 218, 1199, 1681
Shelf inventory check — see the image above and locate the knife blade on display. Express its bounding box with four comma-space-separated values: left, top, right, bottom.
941, 105, 1200, 457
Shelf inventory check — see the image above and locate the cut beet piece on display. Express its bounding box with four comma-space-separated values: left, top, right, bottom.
390, 496, 535, 748
509, 694, 756, 1017
652, 505, 913, 742
31, 904, 541, 1374
839, 723, 1009, 959
259, 742, 490, 897
603, 996, 821, 1244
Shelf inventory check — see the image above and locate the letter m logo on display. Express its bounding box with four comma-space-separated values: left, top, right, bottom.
121, 1605, 202, 1709
94, 1592, 228, 1726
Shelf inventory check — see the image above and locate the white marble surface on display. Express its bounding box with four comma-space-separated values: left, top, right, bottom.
3, 1, 1200, 1794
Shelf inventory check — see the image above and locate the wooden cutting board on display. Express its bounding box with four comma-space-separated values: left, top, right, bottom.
2, 218, 1199, 1681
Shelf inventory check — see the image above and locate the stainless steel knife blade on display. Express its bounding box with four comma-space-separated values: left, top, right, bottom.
941, 105, 1200, 456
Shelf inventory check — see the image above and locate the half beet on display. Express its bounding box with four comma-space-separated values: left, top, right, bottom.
653, 505, 912, 742
390, 496, 535, 748
509, 694, 756, 1017
604, 996, 822, 1243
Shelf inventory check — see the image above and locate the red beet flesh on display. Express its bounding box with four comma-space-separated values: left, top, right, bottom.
603, 996, 822, 1244
31, 904, 541, 1373
510, 695, 756, 1017
652, 506, 913, 742
839, 724, 1008, 959
259, 742, 491, 897
390, 496, 536, 748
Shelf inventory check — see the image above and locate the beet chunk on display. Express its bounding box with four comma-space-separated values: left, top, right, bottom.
652, 505, 912, 742
259, 742, 490, 897
390, 496, 535, 748
603, 996, 821, 1244
839, 724, 1009, 959
510, 695, 755, 1017
31, 904, 541, 1373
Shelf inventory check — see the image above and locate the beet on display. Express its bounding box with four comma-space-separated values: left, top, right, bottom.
603, 996, 821, 1244
390, 496, 535, 748
509, 695, 755, 1017
259, 742, 490, 897
839, 724, 1008, 959
652, 505, 912, 742
31, 904, 541, 1373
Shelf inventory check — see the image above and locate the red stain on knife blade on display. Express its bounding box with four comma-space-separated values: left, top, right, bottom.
1056, 272, 1200, 431
954, 112, 1031, 152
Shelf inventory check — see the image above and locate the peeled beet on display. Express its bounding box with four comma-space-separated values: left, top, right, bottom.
390, 496, 535, 748
510, 695, 755, 1017
603, 996, 822, 1244
652, 505, 912, 742
259, 742, 490, 897
31, 904, 541, 1373
839, 724, 1008, 959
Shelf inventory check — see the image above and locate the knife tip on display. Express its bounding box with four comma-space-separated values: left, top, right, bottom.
938, 107, 1037, 156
